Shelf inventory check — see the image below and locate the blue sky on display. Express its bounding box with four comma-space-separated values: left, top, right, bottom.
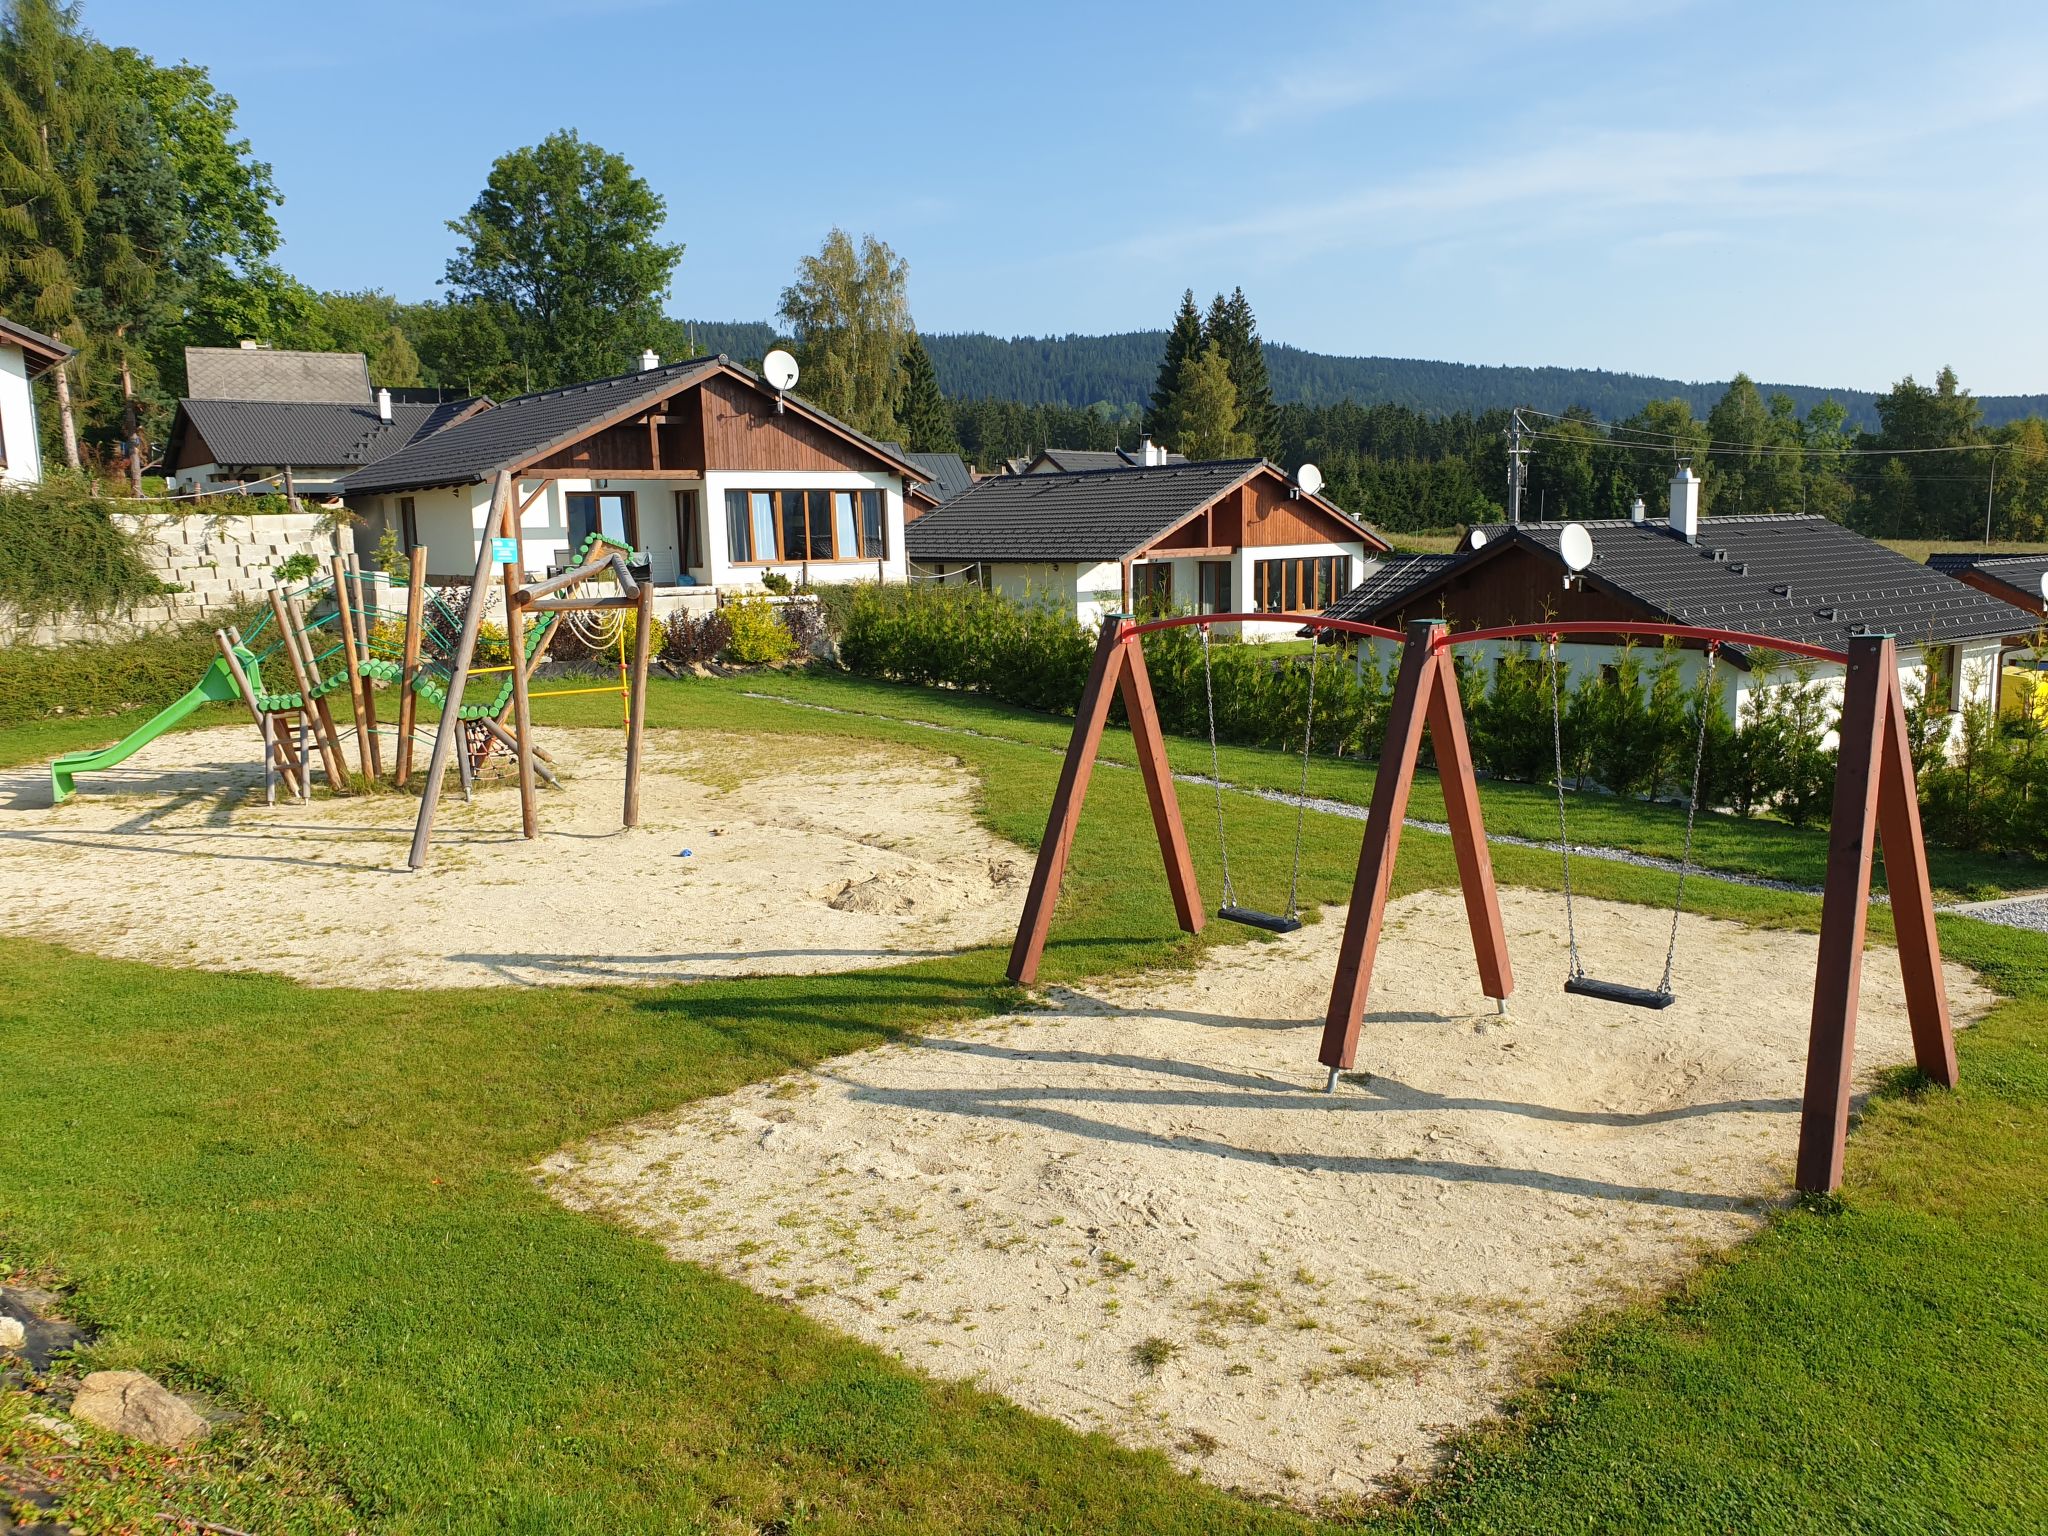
91, 0, 2048, 393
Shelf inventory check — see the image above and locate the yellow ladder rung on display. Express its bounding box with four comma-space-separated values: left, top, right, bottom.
528, 685, 627, 699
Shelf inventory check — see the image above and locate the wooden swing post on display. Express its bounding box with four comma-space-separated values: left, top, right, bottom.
1318, 619, 1513, 1083
1795, 634, 1956, 1192
1007, 614, 1203, 986
394, 545, 427, 786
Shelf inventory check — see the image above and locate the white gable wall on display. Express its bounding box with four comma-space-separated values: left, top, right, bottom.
0, 344, 45, 486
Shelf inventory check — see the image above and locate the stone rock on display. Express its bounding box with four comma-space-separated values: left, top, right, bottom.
0, 1316, 23, 1350
69, 1370, 209, 1449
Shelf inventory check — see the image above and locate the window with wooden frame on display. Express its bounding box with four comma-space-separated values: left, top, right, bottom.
1197, 560, 1232, 614
567, 491, 638, 552
398, 496, 418, 552
722, 488, 887, 563
1134, 561, 1174, 611
1252, 555, 1351, 613
675, 489, 704, 570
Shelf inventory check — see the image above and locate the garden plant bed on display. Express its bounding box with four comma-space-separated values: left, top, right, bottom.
548, 887, 1993, 1510
0, 724, 1026, 988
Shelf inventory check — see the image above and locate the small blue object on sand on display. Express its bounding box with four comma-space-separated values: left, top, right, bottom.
678, 848, 692, 858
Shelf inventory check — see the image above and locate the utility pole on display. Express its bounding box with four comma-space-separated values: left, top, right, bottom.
1507, 409, 1528, 525
1985, 455, 1997, 543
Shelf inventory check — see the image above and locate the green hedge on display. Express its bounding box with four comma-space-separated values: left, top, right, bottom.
0, 625, 233, 726
0, 475, 168, 622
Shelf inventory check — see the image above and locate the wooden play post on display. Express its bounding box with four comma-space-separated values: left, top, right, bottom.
394, 545, 427, 785
502, 480, 538, 840
347, 551, 382, 779
408, 473, 513, 870
1795, 635, 1957, 1193
1007, 614, 1203, 987
330, 555, 375, 780
270, 590, 347, 794
623, 573, 653, 827
287, 591, 351, 785
216, 627, 302, 802
1317, 619, 1513, 1086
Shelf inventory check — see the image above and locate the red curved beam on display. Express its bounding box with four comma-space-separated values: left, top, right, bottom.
1118, 611, 1405, 643
1438, 620, 1848, 665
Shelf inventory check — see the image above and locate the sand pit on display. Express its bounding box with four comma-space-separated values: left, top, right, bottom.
0, 725, 1026, 987
546, 888, 1994, 1508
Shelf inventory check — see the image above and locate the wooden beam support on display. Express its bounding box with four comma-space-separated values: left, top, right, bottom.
329, 555, 374, 779
394, 545, 426, 785
623, 577, 653, 827
1877, 668, 1958, 1087
216, 628, 302, 801
408, 473, 513, 869
1318, 619, 1444, 1074
1424, 646, 1514, 1004
502, 475, 539, 839
1795, 635, 1892, 1194
1118, 630, 1205, 937
1008, 617, 1134, 986
510, 468, 703, 481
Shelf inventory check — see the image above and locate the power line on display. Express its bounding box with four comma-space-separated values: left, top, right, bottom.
1516, 405, 2021, 458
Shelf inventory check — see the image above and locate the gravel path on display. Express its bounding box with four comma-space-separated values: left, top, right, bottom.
1943, 892, 2048, 933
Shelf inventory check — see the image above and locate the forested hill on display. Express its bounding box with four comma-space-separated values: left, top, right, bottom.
677, 320, 2048, 430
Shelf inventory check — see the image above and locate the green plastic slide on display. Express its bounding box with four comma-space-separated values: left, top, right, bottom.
49, 656, 244, 804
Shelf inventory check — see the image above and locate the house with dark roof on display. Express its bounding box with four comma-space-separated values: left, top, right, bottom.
1010, 441, 1187, 476
904, 458, 1389, 639
902, 449, 974, 506
1322, 467, 2039, 743
0, 314, 73, 487
1926, 551, 2048, 620
163, 343, 485, 497
337, 353, 930, 591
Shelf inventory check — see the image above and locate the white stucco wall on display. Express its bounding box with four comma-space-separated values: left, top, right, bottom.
0, 344, 44, 486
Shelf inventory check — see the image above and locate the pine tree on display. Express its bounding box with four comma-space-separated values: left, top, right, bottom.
1211, 286, 1276, 457
1177, 341, 1255, 460
1149, 289, 1204, 446
898, 333, 955, 453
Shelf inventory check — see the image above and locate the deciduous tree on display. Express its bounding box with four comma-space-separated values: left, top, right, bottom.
777, 228, 912, 440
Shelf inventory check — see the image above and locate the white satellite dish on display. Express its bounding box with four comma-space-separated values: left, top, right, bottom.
1294, 462, 1324, 497
1467, 528, 1489, 551
761, 348, 800, 393
2039, 568, 2048, 602
1559, 522, 1595, 574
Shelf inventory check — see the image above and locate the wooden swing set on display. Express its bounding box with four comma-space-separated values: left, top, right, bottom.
1008, 612, 1958, 1194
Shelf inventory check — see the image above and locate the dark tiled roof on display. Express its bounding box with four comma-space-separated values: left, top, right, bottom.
1927, 550, 2048, 609
1351, 515, 2038, 655
340, 356, 925, 497
177, 397, 474, 469
904, 450, 974, 501
1317, 554, 1463, 629
907, 460, 1267, 563
1026, 446, 1188, 473
0, 314, 72, 375
184, 347, 371, 403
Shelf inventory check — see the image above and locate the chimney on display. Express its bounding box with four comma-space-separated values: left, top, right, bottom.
239, 338, 260, 349
640, 348, 660, 372
1140, 435, 1165, 467
376, 386, 392, 423
1630, 496, 1646, 524
1668, 465, 1701, 542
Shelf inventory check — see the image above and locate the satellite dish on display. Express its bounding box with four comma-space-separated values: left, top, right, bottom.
2039, 568, 2048, 602
1294, 462, 1324, 497
1466, 529, 1489, 551
1558, 522, 1595, 574
762, 349, 800, 393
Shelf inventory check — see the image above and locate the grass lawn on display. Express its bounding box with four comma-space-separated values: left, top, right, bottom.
2, 676, 2044, 1532
1878, 537, 2048, 566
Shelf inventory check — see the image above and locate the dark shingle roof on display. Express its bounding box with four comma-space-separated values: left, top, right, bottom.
1316, 554, 1464, 629
904, 450, 974, 501
184, 347, 371, 404
1348, 515, 2038, 655
1927, 550, 2048, 611
0, 314, 72, 376
907, 460, 1267, 563
177, 397, 475, 470
1025, 446, 1188, 474
340, 356, 925, 497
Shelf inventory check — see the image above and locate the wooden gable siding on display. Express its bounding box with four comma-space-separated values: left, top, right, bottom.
699, 373, 882, 474
171, 423, 216, 473
1240, 477, 1363, 548
1379, 543, 1651, 633
525, 399, 702, 474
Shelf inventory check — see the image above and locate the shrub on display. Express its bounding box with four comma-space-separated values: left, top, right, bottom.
275, 552, 322, 586
759, 570, 794, 596
720, 594, 795, 665
778, 598, 825, 654
0, 474, 168, 624
662, 608, 732, 667
0, 613, 264, 725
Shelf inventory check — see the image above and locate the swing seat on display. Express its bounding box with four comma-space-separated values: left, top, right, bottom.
1564, 975, 1676, 1010
1219, 905, 1303, 934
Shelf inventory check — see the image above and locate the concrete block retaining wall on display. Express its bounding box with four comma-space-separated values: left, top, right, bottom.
4, 511, 354, 646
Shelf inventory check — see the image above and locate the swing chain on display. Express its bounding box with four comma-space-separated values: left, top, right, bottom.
1283, 631, 1323, 921
1546, 636, 1584, 982
1658, 643, 1719, 996
1199, 622, 1237, 910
